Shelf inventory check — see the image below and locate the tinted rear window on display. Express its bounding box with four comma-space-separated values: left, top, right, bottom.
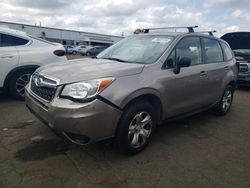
0, 33, 29, 47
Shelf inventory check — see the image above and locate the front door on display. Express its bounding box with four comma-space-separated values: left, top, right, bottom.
162, 36, 210, 118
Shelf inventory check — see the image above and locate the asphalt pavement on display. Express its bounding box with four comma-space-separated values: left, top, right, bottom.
0, 88, 250, 188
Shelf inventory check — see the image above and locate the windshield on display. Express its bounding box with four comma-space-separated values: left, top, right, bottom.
97, 35, 174, 64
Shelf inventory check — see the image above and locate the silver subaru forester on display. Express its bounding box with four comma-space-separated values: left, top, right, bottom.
25, 26, 237, 155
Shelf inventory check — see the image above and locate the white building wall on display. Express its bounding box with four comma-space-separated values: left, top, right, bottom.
0, 21, 123, 45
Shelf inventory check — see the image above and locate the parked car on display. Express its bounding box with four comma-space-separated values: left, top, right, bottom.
79, 46, 94, 56
85, 46, 108, 56
72, 45, 87, 55
63, 45, 74, 54
25, 26, 237, 155
221, 32, 250, 86
0, 27, 67, 99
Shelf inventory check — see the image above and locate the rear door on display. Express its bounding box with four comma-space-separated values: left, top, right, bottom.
163, 36, 212, 117
201, 37, 228, 102
0, 33, 19, 87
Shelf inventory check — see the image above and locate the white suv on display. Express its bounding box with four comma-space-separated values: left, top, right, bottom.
0, 27, 67, 99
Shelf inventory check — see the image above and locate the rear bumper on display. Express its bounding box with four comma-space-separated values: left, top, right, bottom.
25, 89, 122, 144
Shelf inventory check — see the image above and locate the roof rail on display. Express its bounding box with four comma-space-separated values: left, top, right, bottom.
134, 26, 198, 34
194, 30, 216, 36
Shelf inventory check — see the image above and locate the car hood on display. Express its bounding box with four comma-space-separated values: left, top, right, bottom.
233, 49, 250, 61
36, 58, 144, 85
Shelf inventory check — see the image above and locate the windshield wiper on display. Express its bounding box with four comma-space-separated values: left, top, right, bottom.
101, 57, 126, 62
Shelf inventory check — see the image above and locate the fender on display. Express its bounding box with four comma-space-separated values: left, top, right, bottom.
3, 65, 39, 92
120, 88, 162, 109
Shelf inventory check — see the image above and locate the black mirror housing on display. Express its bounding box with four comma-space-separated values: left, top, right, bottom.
173, 57, 191, 74
178, 57, 191, 67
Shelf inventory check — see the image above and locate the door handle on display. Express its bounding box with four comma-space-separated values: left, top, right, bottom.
200, 70, 207, 77
224, 66, 230, 70
0, 55, 14, 58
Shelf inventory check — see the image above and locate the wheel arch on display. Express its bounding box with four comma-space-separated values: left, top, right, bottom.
4, 65, 39, 92
120, 90, 163, 125
227, 80, 237, 90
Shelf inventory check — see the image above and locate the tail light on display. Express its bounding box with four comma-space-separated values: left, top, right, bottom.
53, 50, 65, 56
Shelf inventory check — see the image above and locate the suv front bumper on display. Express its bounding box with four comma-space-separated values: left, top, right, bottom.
25, 88, 122, 145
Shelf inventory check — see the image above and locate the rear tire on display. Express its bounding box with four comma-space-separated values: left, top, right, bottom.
114, 100, 156, 155
72, 51, 77, 55
9, 69, 34, 100
213, 85, 234, 116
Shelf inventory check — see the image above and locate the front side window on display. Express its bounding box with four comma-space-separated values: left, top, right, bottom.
97, 35, 174, 64
0, 33, 29, 47
221, 42, 234, 61
166, 37, 202, 68
203, 38, 223, 63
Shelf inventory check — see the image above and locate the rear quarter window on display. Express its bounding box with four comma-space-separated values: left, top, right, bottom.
203, 38, 223, 63
221, 42, 234, 61
0, 33, 29, 47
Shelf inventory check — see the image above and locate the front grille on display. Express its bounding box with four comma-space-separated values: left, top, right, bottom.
239, 64, 248, 72
30, 74, 58, 102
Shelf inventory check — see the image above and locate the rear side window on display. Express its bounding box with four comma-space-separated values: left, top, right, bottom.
0, 33, 13, 47
221, 42, 234, 61
0, 33, 29, 47
203, 38, 223, 63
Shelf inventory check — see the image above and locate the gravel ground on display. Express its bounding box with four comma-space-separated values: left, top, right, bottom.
0, 88, 250, 188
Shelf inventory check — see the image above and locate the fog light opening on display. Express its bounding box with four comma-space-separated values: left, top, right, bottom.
63, 132, 90, 145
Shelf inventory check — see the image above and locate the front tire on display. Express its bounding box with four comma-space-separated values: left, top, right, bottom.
9, 70, 34, 100
115, 101, 156, 155
213, 85, 234, 116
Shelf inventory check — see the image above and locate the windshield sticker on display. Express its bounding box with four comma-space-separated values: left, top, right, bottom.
152, 38, 171, 43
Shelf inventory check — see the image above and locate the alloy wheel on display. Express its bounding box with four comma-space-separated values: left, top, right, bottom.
128, 112, 153, 148
222, 90, 232, 112
16, 74, 31, 97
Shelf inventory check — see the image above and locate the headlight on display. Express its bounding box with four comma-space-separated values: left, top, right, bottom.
60, 78, 114, 100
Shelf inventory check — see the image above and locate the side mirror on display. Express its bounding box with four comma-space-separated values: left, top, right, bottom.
166, 58, 174, 68
173, 57, 191, 74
